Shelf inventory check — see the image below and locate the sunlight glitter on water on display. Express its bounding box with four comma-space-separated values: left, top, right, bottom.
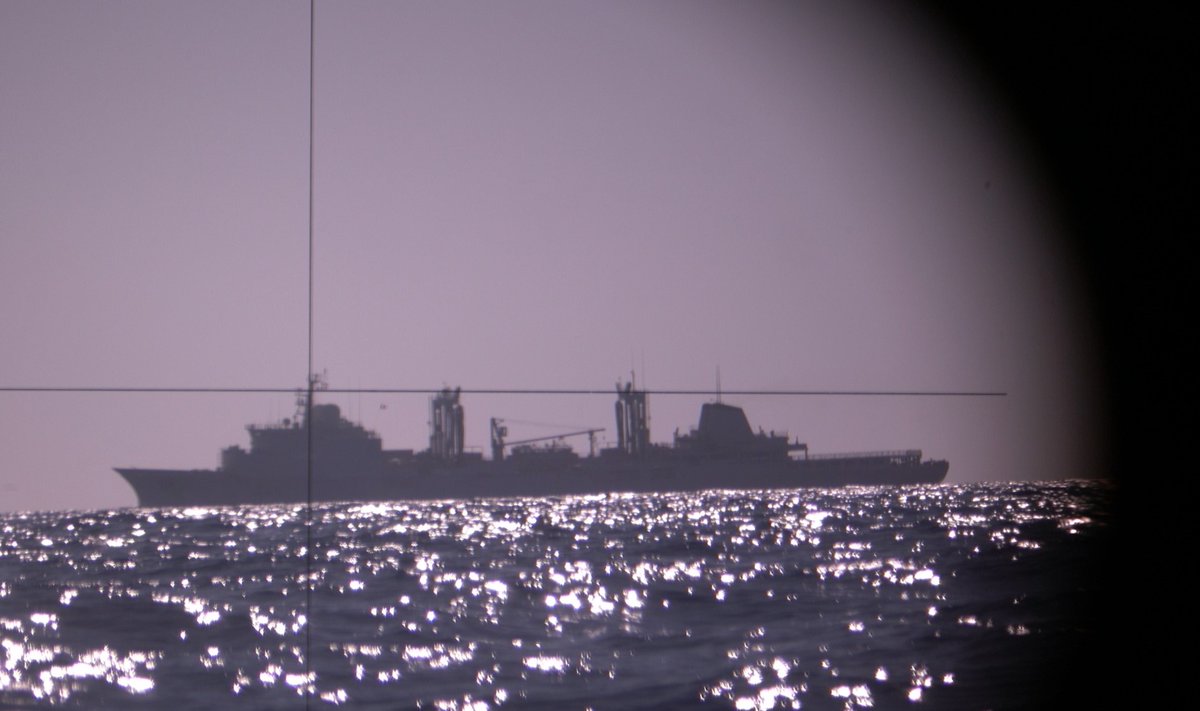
0, 481, 1109, 708
0, 638, 160, 703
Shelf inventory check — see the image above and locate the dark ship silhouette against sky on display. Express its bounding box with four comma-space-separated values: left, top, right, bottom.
116, 376, 948, 507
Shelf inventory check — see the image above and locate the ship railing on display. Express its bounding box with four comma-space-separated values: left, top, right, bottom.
805, 449, 921, 462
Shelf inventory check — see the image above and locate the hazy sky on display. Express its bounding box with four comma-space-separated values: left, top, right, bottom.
0, 1, 1102, 512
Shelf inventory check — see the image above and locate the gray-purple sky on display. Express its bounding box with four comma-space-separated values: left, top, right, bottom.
0, 1, 1102, 512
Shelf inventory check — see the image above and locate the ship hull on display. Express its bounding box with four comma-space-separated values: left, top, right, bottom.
116, 457, 949, 508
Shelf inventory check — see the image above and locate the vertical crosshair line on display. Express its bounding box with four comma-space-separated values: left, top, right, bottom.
304, 0, 316, 707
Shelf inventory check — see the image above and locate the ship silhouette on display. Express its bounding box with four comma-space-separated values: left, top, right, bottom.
116, 375, 948, 507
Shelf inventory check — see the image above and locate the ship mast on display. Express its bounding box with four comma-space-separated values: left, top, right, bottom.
614, 377, 650, 456
295, 371, 328, 424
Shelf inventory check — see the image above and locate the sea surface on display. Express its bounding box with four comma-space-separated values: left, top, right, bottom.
0, 481, 1111, 709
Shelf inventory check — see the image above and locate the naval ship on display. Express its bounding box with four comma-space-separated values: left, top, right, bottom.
115, 376, 948, 507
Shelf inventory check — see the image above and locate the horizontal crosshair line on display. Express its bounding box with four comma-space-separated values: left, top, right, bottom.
0, 386, 1006, 396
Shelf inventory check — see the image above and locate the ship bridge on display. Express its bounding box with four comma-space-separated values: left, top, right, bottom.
675, 402, 806, 458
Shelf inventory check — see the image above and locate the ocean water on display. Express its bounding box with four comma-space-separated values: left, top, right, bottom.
0, 481, 1111, 709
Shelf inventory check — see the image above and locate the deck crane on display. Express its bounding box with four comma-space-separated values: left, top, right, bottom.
490, 418, 604, 462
